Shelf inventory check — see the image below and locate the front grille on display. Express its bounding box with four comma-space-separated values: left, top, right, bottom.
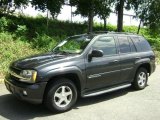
10, 74, 20, 81
9, 66, 22, 81
10, 66, 21, 75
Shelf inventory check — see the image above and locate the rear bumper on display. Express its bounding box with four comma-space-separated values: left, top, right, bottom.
5, 79, 47, 104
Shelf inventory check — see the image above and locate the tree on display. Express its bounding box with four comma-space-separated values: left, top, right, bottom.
144, 0, 160, 33
31, 0, 64, 19
114, 0, 142, 32
126, 0, 152, 34
128, 0, 160, 34
116, 0, 125, 32
71, 0, 113, 32
0, 0, 29, 15
70, 0, 94, 32
95, 0, 112, 30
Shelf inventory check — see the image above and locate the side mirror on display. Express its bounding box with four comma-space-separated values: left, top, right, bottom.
88, 49, 103, 61
90, 49, 103, 58
91, 50, 103, 57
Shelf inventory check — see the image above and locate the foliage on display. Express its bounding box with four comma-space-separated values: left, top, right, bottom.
15, 25, 28, 37
0, 17, 8, 31
70, 0, 114, 32
32, 33, 59, 51
0, 32, 40, 77
0, 0, 29, 15
145, 0, 160, 33
128, 0, 160, 34
95, 0, 113, 30
31, 0, 64, 19
95, 0, 112, 19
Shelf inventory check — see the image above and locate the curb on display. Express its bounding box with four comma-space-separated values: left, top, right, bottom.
0, 79, 4, 84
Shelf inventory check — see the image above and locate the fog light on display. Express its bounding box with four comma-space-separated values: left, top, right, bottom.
23, 90, 27, 96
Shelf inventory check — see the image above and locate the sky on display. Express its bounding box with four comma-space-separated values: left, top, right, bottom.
19, 4, 140, 26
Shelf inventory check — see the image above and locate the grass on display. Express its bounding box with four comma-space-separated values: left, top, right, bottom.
0, 14, 160, 79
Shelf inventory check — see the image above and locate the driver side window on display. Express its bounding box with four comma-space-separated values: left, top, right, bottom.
92, 37, 117, 56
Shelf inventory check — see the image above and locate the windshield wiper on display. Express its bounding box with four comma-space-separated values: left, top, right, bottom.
52, 50, 73, 55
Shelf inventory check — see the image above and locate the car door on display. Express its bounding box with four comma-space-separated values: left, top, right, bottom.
117, 36, 139, 83
85, 36, 121, 90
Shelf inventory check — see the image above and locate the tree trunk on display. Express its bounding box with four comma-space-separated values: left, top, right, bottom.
103, 18, 107, 31
117, 0, 124, 32
88, 10, 93, 33
137, 19, 142, 34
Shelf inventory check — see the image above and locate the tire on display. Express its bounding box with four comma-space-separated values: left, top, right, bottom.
132, 67, 148, 90
44, 78, 77, 113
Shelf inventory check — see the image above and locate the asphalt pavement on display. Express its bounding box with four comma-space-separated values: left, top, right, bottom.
0, 66, 160, 120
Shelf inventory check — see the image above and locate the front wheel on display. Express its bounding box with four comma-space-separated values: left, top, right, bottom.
132, 67, 148, 90
44, 78, 77, 112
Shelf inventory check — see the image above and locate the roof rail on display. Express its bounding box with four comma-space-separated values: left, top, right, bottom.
108, 32, 137, 35
88, 31, 137, 35
88, 31, 108, 34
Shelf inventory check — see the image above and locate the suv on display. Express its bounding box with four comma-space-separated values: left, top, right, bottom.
5, 32, 156, 112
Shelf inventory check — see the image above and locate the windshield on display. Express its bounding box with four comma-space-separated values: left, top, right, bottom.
52, 35, 94, 54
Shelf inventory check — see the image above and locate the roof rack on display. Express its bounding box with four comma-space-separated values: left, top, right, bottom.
88, 31, 137, 35
108, 32, 137, 35
88, 31, 108, 34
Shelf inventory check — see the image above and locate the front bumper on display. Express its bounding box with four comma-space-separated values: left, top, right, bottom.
5, 79, 47, 104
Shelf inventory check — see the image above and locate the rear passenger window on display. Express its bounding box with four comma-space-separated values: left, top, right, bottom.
128, 37, 137, 52
118, 37, 131, 53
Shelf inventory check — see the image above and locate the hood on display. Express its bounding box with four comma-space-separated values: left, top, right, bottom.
11, 52, 67, 69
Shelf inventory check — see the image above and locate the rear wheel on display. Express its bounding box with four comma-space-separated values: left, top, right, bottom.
44, 78, 77, 112
132, 67, 148, 90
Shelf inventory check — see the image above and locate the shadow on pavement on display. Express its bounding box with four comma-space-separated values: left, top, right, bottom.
0, 87, 134, 120
0, 94, 53, 120
74, 87, 134, 108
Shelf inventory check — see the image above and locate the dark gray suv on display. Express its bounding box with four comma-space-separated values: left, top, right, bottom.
5, 32, 156, 112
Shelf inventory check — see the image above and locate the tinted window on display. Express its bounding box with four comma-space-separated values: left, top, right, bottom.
128, 37, 137, 52
92, 37, 117, 55
53, 35, 94, 54
118, 37, 131, 53
131, 37, 151, 52
130, 37, 141, 51
138, 37, 151, 51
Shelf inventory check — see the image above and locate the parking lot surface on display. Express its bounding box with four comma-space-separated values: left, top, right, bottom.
0, 66, 160, 120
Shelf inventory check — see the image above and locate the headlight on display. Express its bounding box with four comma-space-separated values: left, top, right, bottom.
20, 70, 37, 83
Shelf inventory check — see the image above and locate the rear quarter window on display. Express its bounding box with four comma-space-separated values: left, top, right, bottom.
138, 37, 152, 51
131, 37, 151, 52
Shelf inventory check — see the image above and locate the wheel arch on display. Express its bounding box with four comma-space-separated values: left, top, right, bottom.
43, 67, 84, 100
46, 73, 82, 94
136, 63, 151, 75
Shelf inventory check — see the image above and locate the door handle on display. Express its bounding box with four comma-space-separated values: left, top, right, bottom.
114, 60, 119, 62
135, 57, 141, 59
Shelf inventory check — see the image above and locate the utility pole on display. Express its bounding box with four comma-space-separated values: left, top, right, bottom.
71, 5, 72, 23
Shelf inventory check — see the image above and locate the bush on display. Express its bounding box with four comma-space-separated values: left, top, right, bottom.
32, 33, 61, 51
0, 32, 40, 77
0, 17, 8, 32
15, 25, 28, 37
